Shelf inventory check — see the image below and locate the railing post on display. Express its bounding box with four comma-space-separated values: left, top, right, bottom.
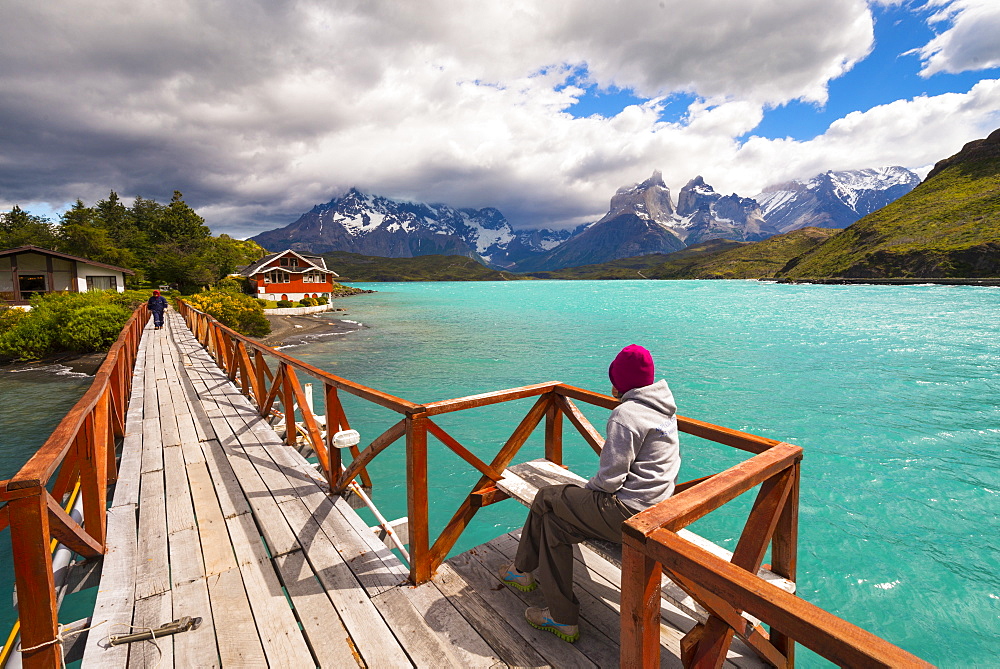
406, 412, 430, 584
325, 383, 340, 488
544, 392, 563, 465
770, 460, 800, 663
281, 363, 297, 447
80, 407, 108, 547
621, 533, 661, 669
9, 490, 60, 668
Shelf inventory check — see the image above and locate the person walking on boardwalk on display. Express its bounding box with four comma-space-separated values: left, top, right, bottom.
499, 344, 681, 642
147, 290, 168, 330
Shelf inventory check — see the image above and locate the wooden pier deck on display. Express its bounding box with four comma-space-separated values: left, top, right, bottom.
78, 309, 765, 668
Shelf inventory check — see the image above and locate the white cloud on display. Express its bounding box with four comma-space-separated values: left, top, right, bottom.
0, 0, 995, 238
913, 0, 1000, 76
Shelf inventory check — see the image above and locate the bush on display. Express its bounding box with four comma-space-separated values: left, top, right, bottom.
0, 312, 54, 360
0, 291, 139, 360
214, 276, 249, 294
185, 290, 271, 337
316, 296, 328, 305
59, 304, 132, 352
276, 299, 293, 308
299, 297, 316, 307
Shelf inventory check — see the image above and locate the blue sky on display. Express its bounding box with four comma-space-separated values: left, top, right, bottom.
2, 0, 999, 236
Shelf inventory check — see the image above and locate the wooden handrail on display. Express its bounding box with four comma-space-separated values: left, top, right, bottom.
635, 530, 931, 667
2, 302, 147, 668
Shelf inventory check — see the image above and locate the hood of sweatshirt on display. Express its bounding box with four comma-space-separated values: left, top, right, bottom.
620, 379, 676, 417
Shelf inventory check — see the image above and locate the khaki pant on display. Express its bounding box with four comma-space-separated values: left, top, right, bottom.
514, 484, 634, 624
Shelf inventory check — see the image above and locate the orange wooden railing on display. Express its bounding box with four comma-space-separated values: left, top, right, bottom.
0, 304, 147, 668
175, 300, 928, 667
619, 435, 932, 668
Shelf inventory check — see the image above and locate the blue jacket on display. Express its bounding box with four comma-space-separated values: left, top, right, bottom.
147, 295, 168, 312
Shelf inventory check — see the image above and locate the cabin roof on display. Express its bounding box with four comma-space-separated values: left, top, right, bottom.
239, 249, 338, 277
0, 244, 137, 275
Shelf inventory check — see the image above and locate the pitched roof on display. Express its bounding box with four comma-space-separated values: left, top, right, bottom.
240, 249, 338, 277
0, 245, 136, 275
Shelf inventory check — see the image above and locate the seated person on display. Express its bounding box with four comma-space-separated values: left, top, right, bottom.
499, 344, 681, 642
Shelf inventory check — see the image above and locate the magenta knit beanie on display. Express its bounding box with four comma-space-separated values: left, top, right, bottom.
608, 344, 655, 394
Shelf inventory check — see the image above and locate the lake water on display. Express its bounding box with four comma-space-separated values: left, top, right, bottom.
2, 280, 998, 665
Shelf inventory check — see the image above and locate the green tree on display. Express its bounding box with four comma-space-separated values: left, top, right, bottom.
0, 206, 60, 249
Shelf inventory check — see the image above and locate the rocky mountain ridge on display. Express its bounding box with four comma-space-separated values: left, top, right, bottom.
251, 166, 920, 271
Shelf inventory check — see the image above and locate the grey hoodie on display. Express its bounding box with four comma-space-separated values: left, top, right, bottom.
585, 379, 681, 512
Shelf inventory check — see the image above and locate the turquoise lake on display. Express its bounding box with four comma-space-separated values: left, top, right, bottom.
2, 280, 998, 665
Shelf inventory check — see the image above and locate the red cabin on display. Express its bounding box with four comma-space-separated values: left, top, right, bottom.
239, 250, 339, 302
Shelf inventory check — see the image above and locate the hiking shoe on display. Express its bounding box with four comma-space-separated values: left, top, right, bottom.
525, 607, 580, 642
498, 563, 537, 592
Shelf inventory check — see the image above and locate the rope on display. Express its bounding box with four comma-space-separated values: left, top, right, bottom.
15, 619, 107, 667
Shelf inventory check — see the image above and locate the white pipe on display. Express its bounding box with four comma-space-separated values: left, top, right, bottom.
348, 482, 410, 563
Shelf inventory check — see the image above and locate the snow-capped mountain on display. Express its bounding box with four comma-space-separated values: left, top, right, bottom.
524, 172, 766, 270
520, 172, 686, 271
250, 188, 563, 268
672, 176, 768, 245
754, 167, 920, 234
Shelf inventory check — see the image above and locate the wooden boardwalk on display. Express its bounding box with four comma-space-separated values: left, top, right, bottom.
79, 309, 764, 668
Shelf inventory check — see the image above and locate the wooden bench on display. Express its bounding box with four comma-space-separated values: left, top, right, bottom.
497, 459, 796, 627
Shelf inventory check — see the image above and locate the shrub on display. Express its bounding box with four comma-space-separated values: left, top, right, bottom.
316, 296, 328, 305
0, 311, 53, 360
185, 290, 271, 337
299, 297, 316, 307
214, 276, 249, 294
276, 299, 293, 308
59, 304, 132, 352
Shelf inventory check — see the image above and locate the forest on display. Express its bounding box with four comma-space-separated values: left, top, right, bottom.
0, 191, 265, 292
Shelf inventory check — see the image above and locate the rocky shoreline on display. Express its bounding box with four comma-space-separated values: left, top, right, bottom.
256, 310, 364, 348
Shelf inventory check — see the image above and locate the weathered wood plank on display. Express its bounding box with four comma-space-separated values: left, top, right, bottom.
140, 418, 163, 475
275, 496, 412, 667
128, 592, 173, 669
447, 549, 599, 668
162, 445, 195, 534
372, 583, 502, 668
198, 438, 251, 519
82, 504, 137, 667
171, 577, 219, 669
134, 470, 169, 600
185, 460, 238, 577
273, 550, 363, 669
206, 568, 268, 667
225, 513, 316, 667
431, 561, 548, 668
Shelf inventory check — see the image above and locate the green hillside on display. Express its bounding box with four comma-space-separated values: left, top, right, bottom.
781, 128, 1000, 279
527, 230, 836, 280
527, 240, 747, 279
653, 228, 838, 279
323, 251, 521, 281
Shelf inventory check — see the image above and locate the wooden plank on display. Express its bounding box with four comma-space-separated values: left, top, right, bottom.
140, 417, 163, 475
273, 496, 412, 667
134, 470, 169, 600
274, 550, 362, 669
225, 512, 315, 667
112, 425, 144, 509
372, 580, 502, 668
171, 577, 219, 669
128, 592, 173, 669
185, 460, 238, 577
162, 445, 195, 534
206, 568, 268, 667
432, 562, 549, 668
198, 438, 251, 519
82, 504, 137, 667
446, 549, 600, 668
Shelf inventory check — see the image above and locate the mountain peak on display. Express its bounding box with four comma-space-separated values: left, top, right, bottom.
640, 170, 666, 189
